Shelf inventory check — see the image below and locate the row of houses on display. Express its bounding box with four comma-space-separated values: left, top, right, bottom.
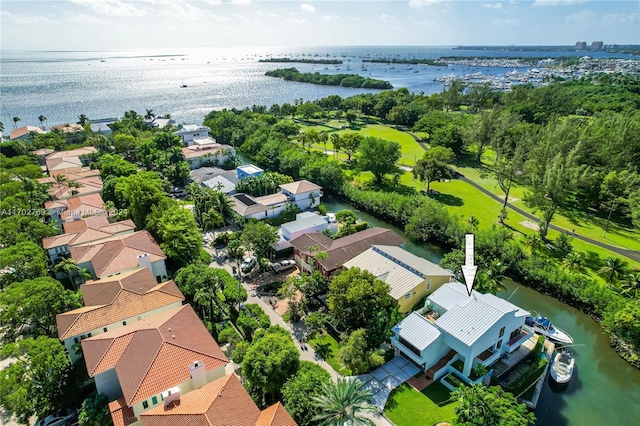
34, 148, 298, 426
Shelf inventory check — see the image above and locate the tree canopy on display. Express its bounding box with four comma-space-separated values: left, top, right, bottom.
357, 137, 401, 184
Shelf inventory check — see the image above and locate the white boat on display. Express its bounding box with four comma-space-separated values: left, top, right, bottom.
525, 316, 573, 344
550, 351, 574, 384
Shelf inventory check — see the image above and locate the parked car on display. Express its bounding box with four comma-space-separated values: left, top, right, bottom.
273, 259, 296, 273
241, 256, 257, 273
36, 409, 77, 426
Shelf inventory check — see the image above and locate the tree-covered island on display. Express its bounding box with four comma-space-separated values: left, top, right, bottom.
265, 67, 393, 89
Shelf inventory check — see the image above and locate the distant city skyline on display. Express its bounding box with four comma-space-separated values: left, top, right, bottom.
1, 1, 638, 50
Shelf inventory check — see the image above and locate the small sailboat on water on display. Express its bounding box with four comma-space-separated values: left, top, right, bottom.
180, 79, 188, 88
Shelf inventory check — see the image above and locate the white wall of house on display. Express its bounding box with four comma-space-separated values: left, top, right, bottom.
48, 245, 70, 264
281, 189, 322, 211
99, 259, 167, 282
281, 222, 328, 241
187, 150, 235, 170
131, 364, 226, 417
64, 301, 183, 362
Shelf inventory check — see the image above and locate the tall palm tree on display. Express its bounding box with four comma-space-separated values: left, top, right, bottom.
598, 256, 629, 286
467, 215, 479, 229
562, 252, 584, 273
619, 272, 640, 299
477, 259, 507, 295
0, 121, 4, 134
54, 258, 80, 287
78, 268, 92, 285
453, 384, 496, 425
54, 174, 68, 193
330, 133, 341, 160
12, 116, 21, 130
523, 233, 544, 255
38, 115, 47, 129
312, 378, 377, 426
77, 114, 89, 126
319, 131, 328, 154
144, 109, 156, 122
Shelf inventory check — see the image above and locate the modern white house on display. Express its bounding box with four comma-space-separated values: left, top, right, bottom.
173, 124, 211, 146
237, 164, 264, 180
276, 212, 335, 251
391, 282, 531, 382
90, 118, 117, 135
344, 245, 455, 314
279, 180, 322, 211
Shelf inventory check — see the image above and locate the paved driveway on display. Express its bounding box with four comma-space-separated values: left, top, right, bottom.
351, 355, 421, 412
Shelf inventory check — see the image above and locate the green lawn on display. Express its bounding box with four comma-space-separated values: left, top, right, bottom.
385, 383, 457, 426
307, 333, 352, 376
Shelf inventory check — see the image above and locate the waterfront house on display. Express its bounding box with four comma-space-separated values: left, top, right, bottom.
290, 227, 405, 277
9, 125, 45, 141
70, 230, 167, 281
43, 216, 136, 264
90, 118, 117, 135
173, 124, 211, 146
139, 373, 298, 426
391, 282, 531, 382
230, 192, 289, 220
56, 267, 184, 362
279, 180, 322, 211
344, 245, 455, 314
276, 211, 334, 251
81, 304, 228, 424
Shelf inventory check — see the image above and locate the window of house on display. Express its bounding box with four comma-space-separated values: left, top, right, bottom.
404, 292, 411, 299
499, 327, 505, 338
496, 340, 502, 349
427, 279, 432, 290
103, 327, 108, 333
142, 401, 148, 409
87, 333, 92, 337
74, 337, 79, 344
398, 336, 421, 357
122, 321, 127, 326
152, 396, 158, 405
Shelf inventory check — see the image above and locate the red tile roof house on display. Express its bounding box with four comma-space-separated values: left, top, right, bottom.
9, 125, 45, 141
44, 193, 107, 224
38, 167, 103, 199
56, 267, 184, 362
70, 230, 168, 281
279, 180, 323, 211
43, 216, 136, 264
182, 141, 235, 170
139, 373, 297, 426
289, 227, 405, 278
43, 147, 97, 173
81, 304, 228, 424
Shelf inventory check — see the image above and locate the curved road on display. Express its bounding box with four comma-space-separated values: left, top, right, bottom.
403, 130, 640, 263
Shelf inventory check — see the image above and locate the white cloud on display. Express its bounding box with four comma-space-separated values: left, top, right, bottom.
565, 9, 596, 25
66, 12, 109, 25
286, 18, 309, 25
483, 3, 502, 9
601, 12, 639, 25
376, 14, 397, 22
202, 0, 223, 5
0, 11, 58, 24
230, 0, 252, 5
493, 18, 521, 27
69, 0, 146, 17
409, 0, 441, 8
533, 0, 586, 7
321, 15, 339, 23
300, 4, 316, 13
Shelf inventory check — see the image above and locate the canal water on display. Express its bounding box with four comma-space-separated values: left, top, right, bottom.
322, 196, 640, 426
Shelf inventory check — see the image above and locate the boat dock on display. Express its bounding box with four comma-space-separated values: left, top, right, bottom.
521, 339, 555, 409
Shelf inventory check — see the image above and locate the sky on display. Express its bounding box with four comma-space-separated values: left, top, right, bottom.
1, 0, 638, 50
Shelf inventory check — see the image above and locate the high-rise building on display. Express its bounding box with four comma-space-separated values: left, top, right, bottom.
575, 41, 587, 50
591, 41, 604, 50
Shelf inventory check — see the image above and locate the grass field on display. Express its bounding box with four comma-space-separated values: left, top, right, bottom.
307, 333, 352, 376
385, 383, 457, 426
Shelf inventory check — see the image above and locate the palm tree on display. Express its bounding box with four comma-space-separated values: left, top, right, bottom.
453, 384, 495, 425
54, 174, 68, 193
144, 109, 156, 122
312, 378, 377, 426
598, 256, 629, 286
467, 215, 479, 229
0, 121, 4, 134
562, 252, 584, 273
619, 272, 640, 299
67, 180, 83, 196
54, 258, 81, 288
478, 260, 507, 295
77, 114, 89, 126
12, 116, 21, 130
78, 268, 92, 285
330, 133, 341, 160
319, 132, 329, 154
38, 115, 47, 129
523, 233, 544, 255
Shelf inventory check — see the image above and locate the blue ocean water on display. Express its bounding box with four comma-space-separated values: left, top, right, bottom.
0, 46, 634, 128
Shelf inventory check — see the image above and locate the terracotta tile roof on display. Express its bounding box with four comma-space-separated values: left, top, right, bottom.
46, 156, 83, 171
63, 215, 111, 233
109, 398, 137, 426
38, 168, 103, 200
9, 126, 45, 140
182, 143, 227, 159
70, 231, 166, 277
56, 268, 184, 340
45, 147, 97, 160
279, 180, 322, 195
50, 123, 84, 133
82, 305, 227, 406
32, 148, 55, 156
139, 374, 261, 426
255, 402, 298, 426
45, 218, 134, 250
290, 227, 405, 273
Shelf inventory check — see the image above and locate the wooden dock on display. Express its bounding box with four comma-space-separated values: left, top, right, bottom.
521, 339, 555, 409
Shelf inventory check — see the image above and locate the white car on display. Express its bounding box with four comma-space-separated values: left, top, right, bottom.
273, 259, 296, 273
241, 256, 257, 273
36, 409, 77, 426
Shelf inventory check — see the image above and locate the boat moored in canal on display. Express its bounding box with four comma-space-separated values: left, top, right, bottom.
550, 350, 575, 384
525, 315, 574, 344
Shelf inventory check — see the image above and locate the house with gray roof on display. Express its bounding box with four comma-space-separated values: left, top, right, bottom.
392, 282, 531, 382
344, 245, 454, 314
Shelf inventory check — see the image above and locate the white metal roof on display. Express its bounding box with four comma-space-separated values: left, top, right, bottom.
428, 281, 471, 311
203, 176, 236, 194
281, 214, 327, 235
174, 124, 209, 134
395, 312, 442, 351
436, 298, 505, 346
237, 164, 263, 174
